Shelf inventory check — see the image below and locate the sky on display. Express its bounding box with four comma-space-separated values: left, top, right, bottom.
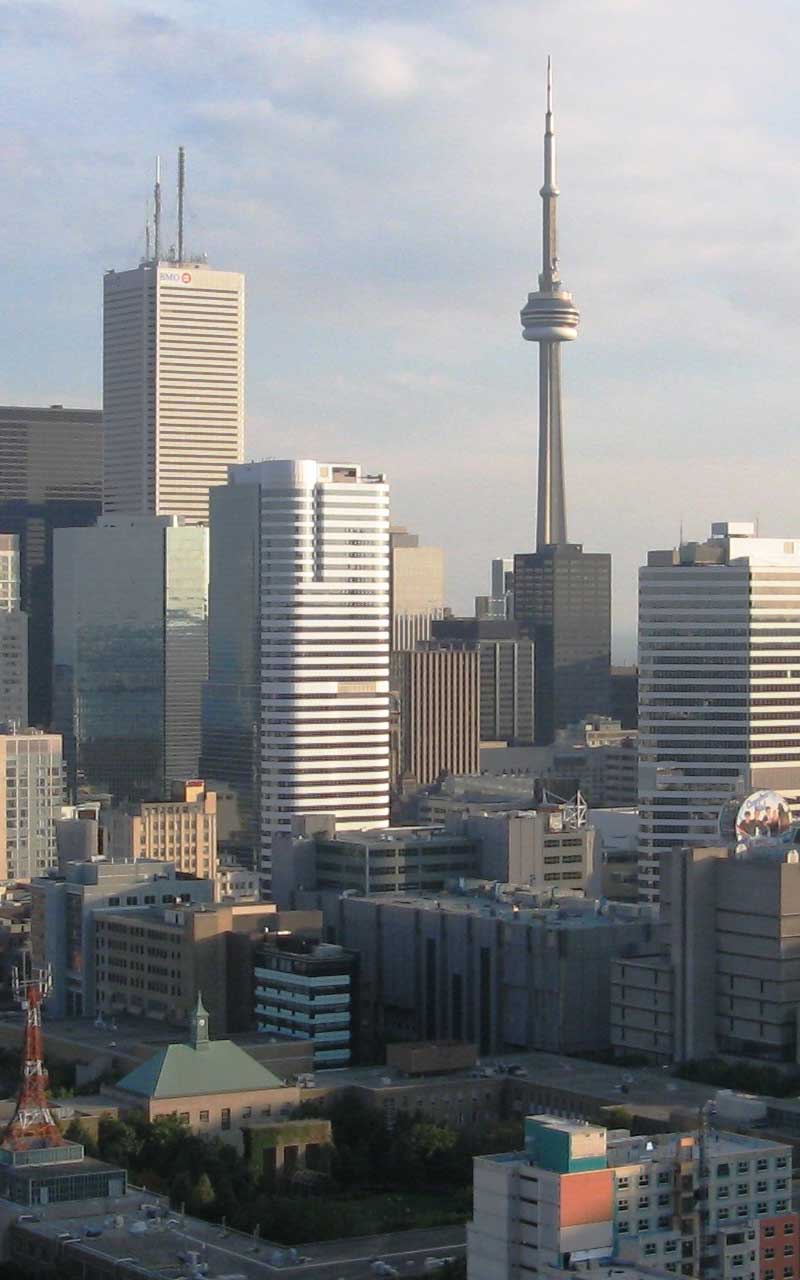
3, 0, 800, 659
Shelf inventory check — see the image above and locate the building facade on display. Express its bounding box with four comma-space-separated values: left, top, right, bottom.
30, 858, 214, 1019
638, 522, 800, 902
0, 535, 27, 726
0, 404, 102, 726
611, 840, 800, 1066
514, 544, 612, 745
254, 937, 357, 1067
389, 525, 446, 650
391, 647, 480, 786
53, 515, 209, 802
206, 460, 391, 886
0, 729, 63, 882
431, 617, 535, 744
107, 780, 217, 881
302, 888, 659, 1062
103, 261, 244, 524
468, 1114, 797, 1280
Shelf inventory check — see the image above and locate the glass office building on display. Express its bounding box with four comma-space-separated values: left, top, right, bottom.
53, 515, 208, 802
514, 544, 611, 745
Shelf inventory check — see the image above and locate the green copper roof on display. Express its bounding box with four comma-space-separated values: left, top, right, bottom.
116, 1041, 286, 1100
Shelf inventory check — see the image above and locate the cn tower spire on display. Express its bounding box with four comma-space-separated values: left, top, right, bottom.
521, 58, 580, 549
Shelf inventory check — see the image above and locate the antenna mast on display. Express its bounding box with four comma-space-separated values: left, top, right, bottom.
153, 156, 162, 263
177, 146, 186, 263
145, 201, 151, 263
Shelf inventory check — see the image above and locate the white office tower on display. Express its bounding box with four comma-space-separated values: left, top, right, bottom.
220, 460, 391, 884
639, 521, 800, 903
103, 185, 244, 523
0, 534, 27, 726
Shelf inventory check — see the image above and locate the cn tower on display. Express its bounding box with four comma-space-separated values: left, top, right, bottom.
520, 58, 580, 549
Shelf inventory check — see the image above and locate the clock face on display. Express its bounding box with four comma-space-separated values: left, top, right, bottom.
198, 1018, 206, 1027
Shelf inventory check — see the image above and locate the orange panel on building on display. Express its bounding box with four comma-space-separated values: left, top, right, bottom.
560, 1169, 614, 1228
759, 1213, 800, 1280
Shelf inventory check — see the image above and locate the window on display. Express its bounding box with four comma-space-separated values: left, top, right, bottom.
719, 1209, 729, 1220
199, 1110, 209, 1123
221, 1108, 230, 1131
737, 1184, 748, 1196
178, 1112, 189, 1124
718, 1163, 731, 1177
242, 1106, 252, 1119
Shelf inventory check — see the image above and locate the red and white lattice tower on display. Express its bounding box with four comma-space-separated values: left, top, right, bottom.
1, 962, 66, 1152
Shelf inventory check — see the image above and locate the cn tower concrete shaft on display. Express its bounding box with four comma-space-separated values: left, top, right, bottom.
520, 58, 580, 549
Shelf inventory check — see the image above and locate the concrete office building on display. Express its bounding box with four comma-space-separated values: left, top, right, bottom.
553, 718, 638, 808
205, 460, 390, 886
611, 838, 800, 1065
430, 617, 535, 744
92, 900, 288, 1034
301, 887, 659, 1061
271, 817, 480, 902
107, 779, 217, 881
254, 937, 358, 1066
53, 515, 209, 803
468, 1114, 797, 1280
30, 858, 215, 1019
389, 525, 446, 650
0, 535, 27, 726
460, 807, 595, 891
391, 647, 480, 787
103, 260, 244, 524
638, 521, 800, 902
0, 404, 102, 725
0, 729, 63, 882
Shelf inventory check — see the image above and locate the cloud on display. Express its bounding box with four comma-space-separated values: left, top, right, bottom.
2, 0, 800, 637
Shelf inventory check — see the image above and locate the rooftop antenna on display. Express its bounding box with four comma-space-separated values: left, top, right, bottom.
153, 156, 162, 263
177, 145, 186, 263
145, 201, 151, 263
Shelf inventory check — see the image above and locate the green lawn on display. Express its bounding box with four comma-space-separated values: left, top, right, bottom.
257, 1187, 473, 1244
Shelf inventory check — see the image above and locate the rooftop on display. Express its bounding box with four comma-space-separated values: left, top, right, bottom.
115, 1039, 288, 1100
321, 888, 655, 929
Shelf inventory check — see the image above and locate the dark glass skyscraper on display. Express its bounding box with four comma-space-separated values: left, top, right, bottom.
514, 545, 610, 745
0, 405, 102, 726
53, 515, 208, 801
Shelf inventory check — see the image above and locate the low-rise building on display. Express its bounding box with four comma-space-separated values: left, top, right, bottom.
468, 1114, 798, 1280
30, 858, 215, 1019
93, 900, 310, 1035
108, 996, 299, 1152
298, 886, 661, 1062
254, 937, 358, 1067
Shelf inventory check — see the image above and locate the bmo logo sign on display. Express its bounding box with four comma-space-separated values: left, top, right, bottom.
160, 271, 193, 284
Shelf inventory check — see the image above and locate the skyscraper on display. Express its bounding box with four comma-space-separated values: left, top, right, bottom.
430, 616, 534, 744
0, 405, 102, 726
513, 64, 611, 742
638, 521, 800, 903
53, 515, 209, 803
205, 460, 391, 885
0, 535, 27, 726
103, 165, 244, 525
391, 647, 480, 787
389, 525, 446, 650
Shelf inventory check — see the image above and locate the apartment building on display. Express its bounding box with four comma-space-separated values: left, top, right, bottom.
468, 1114, 797, 1280
254, 937, 358, 1067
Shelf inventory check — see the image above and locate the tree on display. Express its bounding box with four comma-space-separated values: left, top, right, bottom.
190, 1172, 216, 1216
